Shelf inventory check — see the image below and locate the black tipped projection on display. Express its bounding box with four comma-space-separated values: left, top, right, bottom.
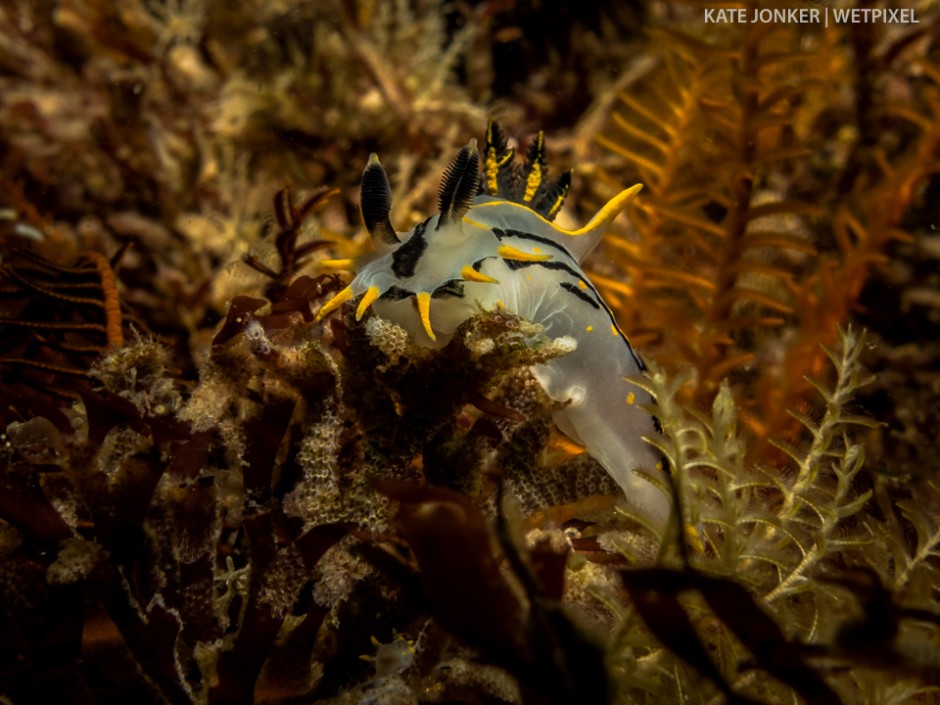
437, 140, 480, 228
360, 154, 398, 245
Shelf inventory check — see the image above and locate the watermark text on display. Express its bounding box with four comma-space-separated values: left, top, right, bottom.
704, 6, 920, 26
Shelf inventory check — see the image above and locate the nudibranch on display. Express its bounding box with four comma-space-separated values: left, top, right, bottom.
316, 123, 670, 525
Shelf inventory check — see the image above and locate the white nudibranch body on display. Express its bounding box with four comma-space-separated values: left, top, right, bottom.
316, 123, 670, 526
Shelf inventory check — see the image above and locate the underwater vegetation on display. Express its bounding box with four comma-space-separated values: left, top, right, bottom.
590, 1, 940, 458
1, 1, 939, 704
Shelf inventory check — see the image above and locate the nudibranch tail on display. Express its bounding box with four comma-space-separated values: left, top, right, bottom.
555, 183, 644, 263
564, 183, 643, 237
361, 154, 398, 250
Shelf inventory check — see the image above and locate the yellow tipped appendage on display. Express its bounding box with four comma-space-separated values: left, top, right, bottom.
415, 292, 435, 341
460, 265, 499, 284
565, 184, 643, 237
319, 258, 356, 270
315, 285, 355, 322
468, 183, 643, 238
356, 286, 381, 320
497, 244, 552, 262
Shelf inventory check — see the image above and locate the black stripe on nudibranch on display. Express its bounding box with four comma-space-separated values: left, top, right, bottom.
502, 259, 607, 310
560, 282, 600, 309
499, 252, 649, 371
391, 219, 429, 278
438, 141, 480, 228
503, 257, 581, 277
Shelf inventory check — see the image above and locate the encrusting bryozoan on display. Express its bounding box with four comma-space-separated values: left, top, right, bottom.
316, 122, 671, 527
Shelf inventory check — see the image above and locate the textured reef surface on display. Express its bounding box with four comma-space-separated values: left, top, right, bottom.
1, 1, 939, 704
